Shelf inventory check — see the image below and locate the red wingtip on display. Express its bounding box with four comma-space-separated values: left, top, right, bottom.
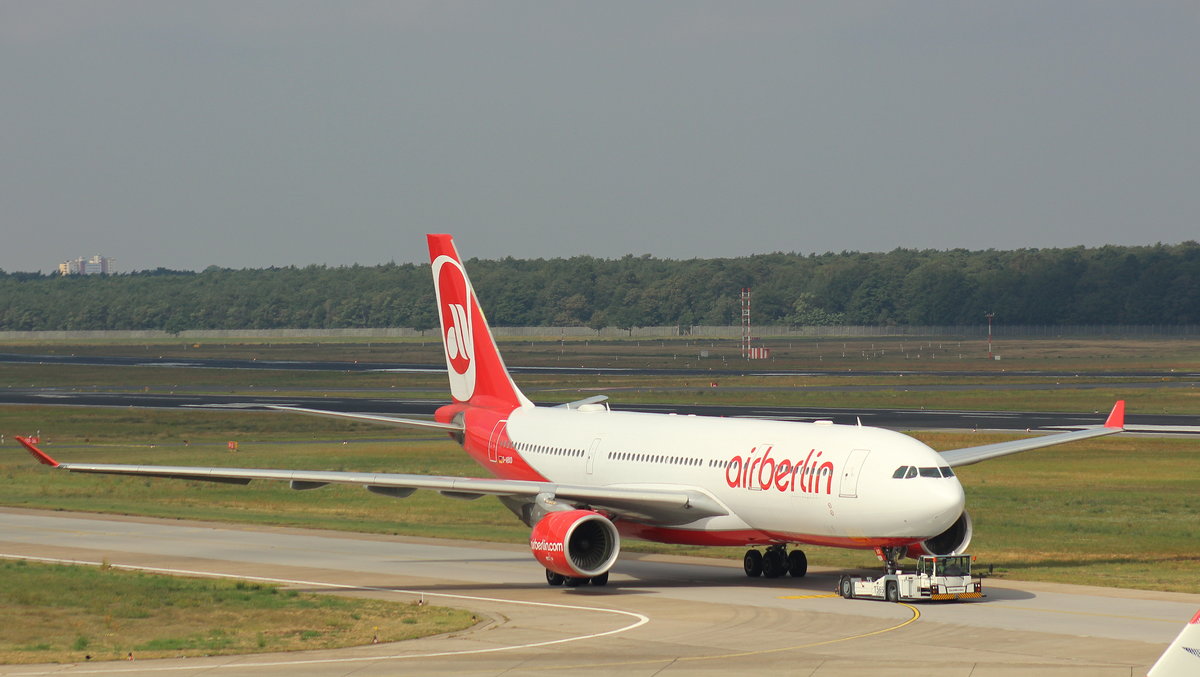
1104, 400, 1125, 429
15, 436, 59, 467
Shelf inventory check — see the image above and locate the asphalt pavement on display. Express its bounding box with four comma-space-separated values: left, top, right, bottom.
1, 388, 1196, 434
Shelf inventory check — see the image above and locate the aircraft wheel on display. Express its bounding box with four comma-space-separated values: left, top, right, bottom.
590, 571, 609, 586
762, 549, 786, 578
788, 549, 808, 578
743, 549, 763, 577
839, 575, 853, 599
885, 581, 899, 603
564, 577, 587, 587
546, 570, 565, 586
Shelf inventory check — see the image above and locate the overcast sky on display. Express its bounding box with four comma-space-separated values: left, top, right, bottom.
2, 2, 1197, 273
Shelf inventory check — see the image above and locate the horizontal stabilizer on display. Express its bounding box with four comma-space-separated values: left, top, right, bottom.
557, 395, 610, 409
266, 405, 463, 431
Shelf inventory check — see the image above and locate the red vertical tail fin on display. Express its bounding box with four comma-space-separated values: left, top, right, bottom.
427, 234, 532, 410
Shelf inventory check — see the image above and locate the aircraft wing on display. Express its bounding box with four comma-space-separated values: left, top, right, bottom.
15, 437, 726, 525
939, 401, 1125, 467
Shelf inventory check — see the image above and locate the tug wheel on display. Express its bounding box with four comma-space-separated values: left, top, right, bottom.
885, 581, 899, 603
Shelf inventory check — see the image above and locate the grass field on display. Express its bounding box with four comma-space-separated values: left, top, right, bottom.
0, 559, 474, 665
1, 404, 1196, 593
917, 431, 1199, 592
1, 335, 1196, 598
4, 335, 1200, 372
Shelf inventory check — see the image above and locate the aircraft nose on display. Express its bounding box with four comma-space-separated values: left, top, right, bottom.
942, 474, 966, 505
929, 478, 966, 523
907, 477, 966, 534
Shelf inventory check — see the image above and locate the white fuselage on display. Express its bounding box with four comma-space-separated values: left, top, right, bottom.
499, 406, 965, 546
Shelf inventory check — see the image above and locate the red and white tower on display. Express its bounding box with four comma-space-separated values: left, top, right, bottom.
741, 288, 751, 358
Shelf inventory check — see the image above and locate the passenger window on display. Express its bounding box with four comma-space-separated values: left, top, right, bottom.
892, 466, 908, 479
905, 466, 918, 479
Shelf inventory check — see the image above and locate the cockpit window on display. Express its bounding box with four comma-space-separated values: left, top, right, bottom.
895, 465, 955, 479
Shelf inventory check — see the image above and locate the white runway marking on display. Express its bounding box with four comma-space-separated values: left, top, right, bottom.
0, 553, 650, 675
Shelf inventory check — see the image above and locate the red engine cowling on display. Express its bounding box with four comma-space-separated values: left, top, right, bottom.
529, 509, 620, 578
905, 511, 974, 559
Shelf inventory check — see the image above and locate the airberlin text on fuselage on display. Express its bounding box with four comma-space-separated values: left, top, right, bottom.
725, 446, 835, 494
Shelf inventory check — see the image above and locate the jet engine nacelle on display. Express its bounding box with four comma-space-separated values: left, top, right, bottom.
529, 509, 620, 578
906, 511, 973, 559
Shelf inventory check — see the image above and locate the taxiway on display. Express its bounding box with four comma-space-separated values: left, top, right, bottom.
0, 508, 1194, 676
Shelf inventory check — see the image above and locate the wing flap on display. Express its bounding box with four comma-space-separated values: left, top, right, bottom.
18, 437, 726, 524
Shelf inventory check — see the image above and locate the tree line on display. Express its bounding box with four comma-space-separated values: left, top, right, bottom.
1, 243, 1197, 332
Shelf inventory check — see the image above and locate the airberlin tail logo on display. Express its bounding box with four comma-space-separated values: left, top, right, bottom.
444, 302, 470, 372
432, 255, 476, 401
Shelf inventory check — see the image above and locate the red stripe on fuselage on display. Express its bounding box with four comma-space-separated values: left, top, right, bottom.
617, 522, 918, 550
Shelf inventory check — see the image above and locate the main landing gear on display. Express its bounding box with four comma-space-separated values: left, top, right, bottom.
546, 569, 609, 587
743, 545, 807, 578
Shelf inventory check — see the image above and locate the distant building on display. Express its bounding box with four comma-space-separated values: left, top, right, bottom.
59, 255, 114, 275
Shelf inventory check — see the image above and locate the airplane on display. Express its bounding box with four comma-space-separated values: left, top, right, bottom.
1148, 609, 1200, 676
16, 233, 1126, 587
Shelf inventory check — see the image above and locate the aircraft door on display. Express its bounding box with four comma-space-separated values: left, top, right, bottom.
838, 448, 871, 498
487, 420, 508, 463
587, 437, 603, 475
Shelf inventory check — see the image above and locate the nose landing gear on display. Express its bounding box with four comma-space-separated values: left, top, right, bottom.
743, 545, 807, 578
876, 546, 904, 574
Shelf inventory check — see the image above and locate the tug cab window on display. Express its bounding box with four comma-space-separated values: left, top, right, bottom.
939, 556, 968, 577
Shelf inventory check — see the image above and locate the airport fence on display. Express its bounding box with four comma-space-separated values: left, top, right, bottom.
686, 324, 1200, 338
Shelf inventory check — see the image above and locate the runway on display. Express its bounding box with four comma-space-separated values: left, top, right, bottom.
4, 351, 1199, 379
5, 349, 1196, 433
2, 388, 1196, 435
1, 508, 1194, 676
